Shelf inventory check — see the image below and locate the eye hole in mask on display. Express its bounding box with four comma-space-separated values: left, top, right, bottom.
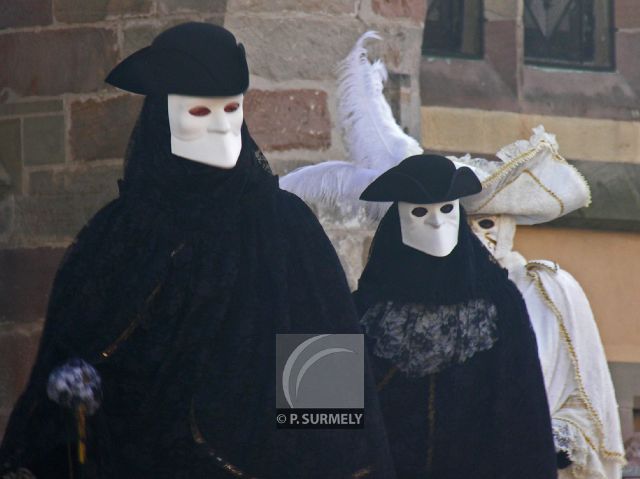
478, 219, 495, 229
224, 102, 241, 113
440, 203, 454, 214
188, 106, 211, 117
411, 207, 428, 217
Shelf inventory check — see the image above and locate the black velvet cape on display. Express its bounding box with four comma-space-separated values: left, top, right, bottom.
0, 97, 395, 479
353, 204, 557, 479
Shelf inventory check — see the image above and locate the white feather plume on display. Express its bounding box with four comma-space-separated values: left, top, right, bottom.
278, 31, 420, 222
278, 161, 392, 221
336, 31, 422, 170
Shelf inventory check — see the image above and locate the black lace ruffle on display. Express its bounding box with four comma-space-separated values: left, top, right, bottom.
361, 299, 498, 376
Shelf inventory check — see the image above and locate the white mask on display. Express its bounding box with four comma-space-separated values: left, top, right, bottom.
468, 214, 516, 261
398, 200, 460, 257
168, 94, 244, 168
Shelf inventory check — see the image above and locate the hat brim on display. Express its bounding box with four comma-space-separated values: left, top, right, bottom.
105, 45, 249, 97
458, 130, 591, 224
360, 165, 481, 203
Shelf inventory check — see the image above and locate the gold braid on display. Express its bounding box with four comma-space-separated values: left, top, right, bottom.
526, 264, 625, 460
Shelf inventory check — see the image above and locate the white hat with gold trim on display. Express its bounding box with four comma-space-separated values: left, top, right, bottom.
453, 125, 591, 225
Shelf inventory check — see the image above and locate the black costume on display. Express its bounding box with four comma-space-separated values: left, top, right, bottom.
353, 155, 558, 478
0, 23, 395, 479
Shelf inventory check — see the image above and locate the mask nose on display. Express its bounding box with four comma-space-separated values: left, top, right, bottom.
206, 110, 231, 133
425, 213, 444, 228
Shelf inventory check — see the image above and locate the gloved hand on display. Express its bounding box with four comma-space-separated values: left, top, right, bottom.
556, 450, 572, 469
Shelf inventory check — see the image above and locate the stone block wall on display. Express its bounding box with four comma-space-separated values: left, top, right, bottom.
225, 0, 425, 287
226, 0, 425, 173
0, 0, 425, 436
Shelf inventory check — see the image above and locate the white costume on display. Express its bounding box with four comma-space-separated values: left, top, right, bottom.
457, 127, 626, 478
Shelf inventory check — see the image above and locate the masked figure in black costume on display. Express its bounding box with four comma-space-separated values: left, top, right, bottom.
353, 154, 557, 479
0, 23, 395, 479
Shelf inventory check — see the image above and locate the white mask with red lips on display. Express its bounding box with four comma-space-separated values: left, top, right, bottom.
398, 199, 460, 257
168, 94, 244, 168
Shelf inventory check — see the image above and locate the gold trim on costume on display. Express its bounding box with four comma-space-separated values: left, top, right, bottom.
552, 152, 593, 208
526, 266, 626, 461
100, 242, 185, 359
525, 261, 559, 275
521, 169, 565, 215
190, 400, 375, 478
483, 233, 497, 247
100, 280, 163, 359
470, 139, 592, 214
350, 466, 374, 478
189, 399, 259, 479
555, 416, 599, 454
480, 141, 552, 187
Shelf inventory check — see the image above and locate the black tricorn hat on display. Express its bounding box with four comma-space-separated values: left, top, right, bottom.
360, 154, 482, 203
105, 22, 249, 96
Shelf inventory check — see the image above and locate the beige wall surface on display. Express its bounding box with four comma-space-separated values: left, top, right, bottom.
514, 226, 640, 363
421, 106, 640, 164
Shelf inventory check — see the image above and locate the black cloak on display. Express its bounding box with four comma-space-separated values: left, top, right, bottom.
353, 203, 557, 479
0, 96, 396, 479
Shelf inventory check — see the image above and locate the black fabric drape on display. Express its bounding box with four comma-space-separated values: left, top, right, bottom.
353, 203, 557, 479
0, 96, 395, 479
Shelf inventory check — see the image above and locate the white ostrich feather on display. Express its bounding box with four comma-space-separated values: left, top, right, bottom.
279, 161, 391, 221
279, 31, 420, 222
336, 31, 423, 170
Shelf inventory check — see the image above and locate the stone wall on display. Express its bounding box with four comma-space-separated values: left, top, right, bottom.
0, 0, 425, 436
224, 0, 426, 286
420, 0, 640, 231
